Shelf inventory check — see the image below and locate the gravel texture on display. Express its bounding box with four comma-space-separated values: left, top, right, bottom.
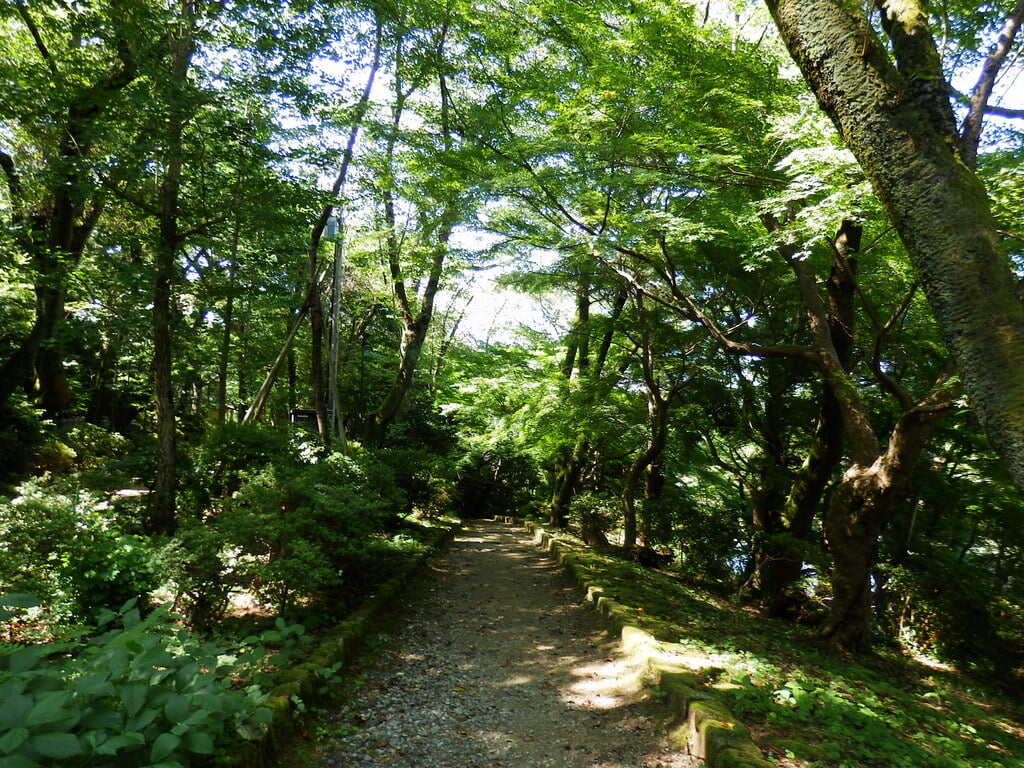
317, 520, 698, 768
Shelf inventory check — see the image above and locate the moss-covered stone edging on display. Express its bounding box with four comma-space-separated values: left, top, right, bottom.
224, 522, 461, 768
523, 521, 776, 768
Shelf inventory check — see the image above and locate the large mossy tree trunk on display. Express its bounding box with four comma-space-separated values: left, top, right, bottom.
765, 0, 1024, 494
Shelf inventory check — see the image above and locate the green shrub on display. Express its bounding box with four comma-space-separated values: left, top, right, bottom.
159, 521, 232, 634
180, 422, 295, 514
877, 554, 1019, 675
62, 531, 156, 624
331, 535, 428, 597
568, 491, 620, 540
455, 444, 539, 518
0, 481, 158, 624
210, 449, 406, 615
368, 447, 440, 517
0, 599, 272, 768
383, 387, 458, 454
30, 439, 77, 474
60, 423, 130, 470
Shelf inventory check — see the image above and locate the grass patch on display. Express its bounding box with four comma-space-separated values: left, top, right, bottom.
553, 535, 1024, 768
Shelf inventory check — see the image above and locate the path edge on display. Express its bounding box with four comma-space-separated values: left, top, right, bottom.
225, 520, 461, 768
522, 520, 777, 768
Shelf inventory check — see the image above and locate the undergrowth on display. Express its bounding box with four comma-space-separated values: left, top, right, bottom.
559, 538, 1024, 768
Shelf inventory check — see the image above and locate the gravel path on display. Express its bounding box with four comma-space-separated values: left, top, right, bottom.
317, 520, 697, 768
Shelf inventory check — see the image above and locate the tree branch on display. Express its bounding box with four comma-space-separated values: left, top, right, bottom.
699, 426, 758, 493
16, 2, 59, 77
982, 102, 1024, 119
961, 0, 1024, 168
97, 173, 161, 217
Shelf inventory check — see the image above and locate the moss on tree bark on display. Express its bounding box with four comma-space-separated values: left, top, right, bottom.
766, 0, 1024, 494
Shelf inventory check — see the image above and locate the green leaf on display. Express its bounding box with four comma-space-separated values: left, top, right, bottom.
164, 692, 189, 723
31, 732, 81, 759
75, 672, 114, 697
0, 679, 27, 699
181, 707, 214, 728
7, 646, 52, 675
183, 730, 215, 754
121, 683, 148, 718
0, 594, 39, 609
174, 661, 200, 687
80, 709, 120, 731
0, 755, 40, 768
24, 691, 73, 728
126, 707, 159, 734
194, 693, 225, 714
150, 732, 181, 762
95, 733, 146, 755
0, 695, 32, 729
0, 727, 29, 754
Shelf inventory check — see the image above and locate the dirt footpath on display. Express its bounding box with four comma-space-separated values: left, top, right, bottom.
317, 520, 697, 768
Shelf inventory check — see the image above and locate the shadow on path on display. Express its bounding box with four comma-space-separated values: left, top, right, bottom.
319, 520, 696, 768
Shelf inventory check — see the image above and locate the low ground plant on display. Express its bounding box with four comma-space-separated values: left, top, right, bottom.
549, 534, 1024, 768
0, 598, 272, 768
0, 420, 459, 768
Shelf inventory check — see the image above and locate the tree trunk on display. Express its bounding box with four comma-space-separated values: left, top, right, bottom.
364, 319, 431, 445
363, 46, 456, 447
149, 4, 197, 535
766, 0, 1024, 494
0, 14, 137, 414
0, 151, 97, 416
151, 252, 178, 535
759, 221, 860, 618
549, 289, 627, 526
822, 393, 950, 650
550, 437, 587, 528
362, 202, 453, 445
242, 306, 309, 425
237, 306, 249, 410
216, 229, 239, 422
622, 396, 670, 548
761, 398, 844, 618
310, 284, 329, 438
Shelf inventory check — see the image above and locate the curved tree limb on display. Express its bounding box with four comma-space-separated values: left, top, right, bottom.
961, 0, 1024, 168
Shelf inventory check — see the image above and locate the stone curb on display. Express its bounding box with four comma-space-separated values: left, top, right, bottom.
225, 521, 461, 768
523, 521, 776, 768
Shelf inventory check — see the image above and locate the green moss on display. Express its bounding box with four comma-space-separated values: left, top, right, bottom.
528, 524, 1024, 768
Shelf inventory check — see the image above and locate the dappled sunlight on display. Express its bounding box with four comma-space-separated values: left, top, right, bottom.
325, 520, 697, 767
562, 655, 646, 710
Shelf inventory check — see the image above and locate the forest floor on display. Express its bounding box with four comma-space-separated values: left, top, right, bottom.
301, 519, 698, 768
